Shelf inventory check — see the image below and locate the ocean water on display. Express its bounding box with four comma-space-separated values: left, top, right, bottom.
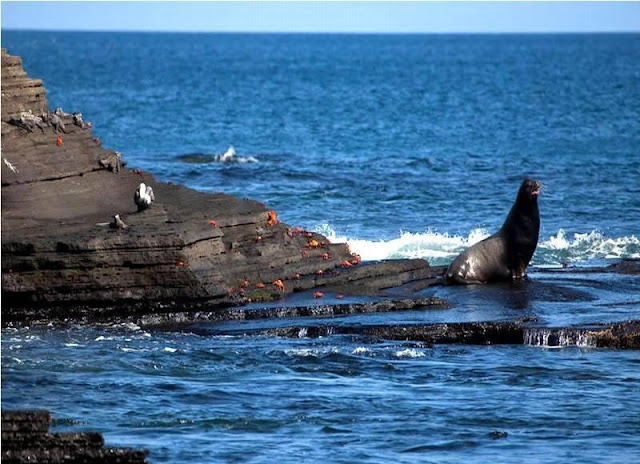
3, 325, 640, 464
3, 32, 639, 265
2, 32, 640, 463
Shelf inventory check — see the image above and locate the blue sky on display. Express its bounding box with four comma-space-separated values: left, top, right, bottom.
2, 1, 640, 33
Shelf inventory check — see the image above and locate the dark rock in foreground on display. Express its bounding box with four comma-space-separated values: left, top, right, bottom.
1, 410, 148, 464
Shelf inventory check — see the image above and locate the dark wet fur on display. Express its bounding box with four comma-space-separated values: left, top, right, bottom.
446, 179, 540, 284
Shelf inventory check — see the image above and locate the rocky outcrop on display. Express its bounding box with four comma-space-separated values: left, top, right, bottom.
1, 410, 148, 464
0, 51, 47, 121
233, 319, 640, 349
1, 49, 442, 321
260, 321, 527, 345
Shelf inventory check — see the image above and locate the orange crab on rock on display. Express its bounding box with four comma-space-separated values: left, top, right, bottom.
256, 282, 265, 289
313, 291, 324, 299
273, 279, 285, 292
266, 210, 278, 227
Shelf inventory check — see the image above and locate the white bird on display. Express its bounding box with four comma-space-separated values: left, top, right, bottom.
134, 182, 155, 211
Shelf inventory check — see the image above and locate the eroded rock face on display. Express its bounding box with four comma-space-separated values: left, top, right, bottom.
1, 49, 440, 317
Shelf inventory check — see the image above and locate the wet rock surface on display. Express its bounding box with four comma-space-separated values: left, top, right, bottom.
1, 410, 148, 464
184, 262, 640, 349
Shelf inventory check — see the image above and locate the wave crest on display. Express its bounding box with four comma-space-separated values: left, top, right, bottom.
539, 229, 640, 265
318, 224, 490, 265
315, 224, 639, 266
178, 146, 258, 164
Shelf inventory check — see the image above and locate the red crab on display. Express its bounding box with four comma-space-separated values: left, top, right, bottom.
273, 280, 285, 292
266, 210, 278, 227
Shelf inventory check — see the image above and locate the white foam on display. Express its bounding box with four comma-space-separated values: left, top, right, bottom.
284, 347, 339, 357
120, 347, 141, 352
318, 224, 489, 265
352, 347, 372, 355
538, 229, 640, 264
285, 348, 316, 357
216, 145, 258, 164
314, 223, 639, 266
394, 348, 426, 358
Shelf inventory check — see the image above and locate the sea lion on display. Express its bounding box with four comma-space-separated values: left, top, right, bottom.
134, 182, 155, 212
446, 179, 541, 284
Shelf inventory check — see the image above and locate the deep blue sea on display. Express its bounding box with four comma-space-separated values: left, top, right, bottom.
2, 32, 640, 463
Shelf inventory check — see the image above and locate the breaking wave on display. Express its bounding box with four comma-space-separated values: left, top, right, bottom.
316, 224, 639, 266
538, 229, 640, 265
177, 146, 258, 164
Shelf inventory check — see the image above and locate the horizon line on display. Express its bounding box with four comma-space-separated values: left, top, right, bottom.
4, 28, 640, 35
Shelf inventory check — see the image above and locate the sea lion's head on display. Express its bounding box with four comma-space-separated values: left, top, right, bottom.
519, 179, 542, 197
519, 179, 541, 199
